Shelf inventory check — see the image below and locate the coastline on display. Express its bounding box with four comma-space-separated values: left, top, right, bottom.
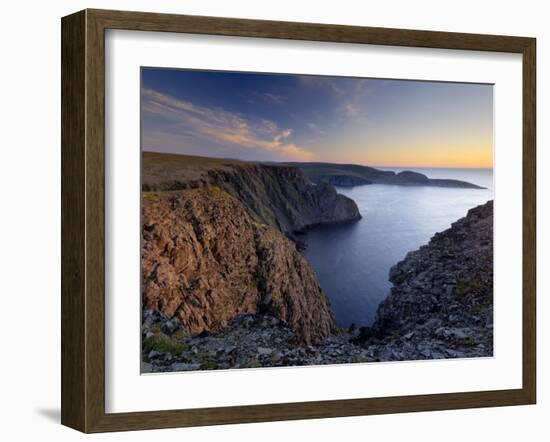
140, 153, 493, 372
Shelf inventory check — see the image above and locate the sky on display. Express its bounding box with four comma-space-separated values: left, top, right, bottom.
141, 68, 493, 169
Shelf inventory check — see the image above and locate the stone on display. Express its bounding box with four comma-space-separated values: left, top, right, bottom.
424, 318, 443, 330
420, 349, 433, 358
447, 328, 468, 340
171, 362, 201, 371
257, 347, 273, 356
148, 350, 161, 360
161, 318, 181, 336
141, 361, 153, 373
444, 349, 466, 358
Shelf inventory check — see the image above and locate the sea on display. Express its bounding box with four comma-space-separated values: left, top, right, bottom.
301, 168, 494, 328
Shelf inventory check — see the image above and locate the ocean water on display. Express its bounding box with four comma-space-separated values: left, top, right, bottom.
301, 168, 493, 328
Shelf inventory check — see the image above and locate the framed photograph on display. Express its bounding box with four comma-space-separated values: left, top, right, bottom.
61, 9, 536, 433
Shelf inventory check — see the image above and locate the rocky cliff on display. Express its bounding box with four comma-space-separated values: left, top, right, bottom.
356, 200, 494, 360
142, 200, 494, 371
142, 152, 361, 233
142, 187, 337, 344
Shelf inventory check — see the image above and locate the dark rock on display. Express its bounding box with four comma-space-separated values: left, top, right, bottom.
148, 350, 161, 360
365, 201, 494, 361
352, 326, 377, 343
257, 347, 273, 356
161, 317, 182, 336
171, 362, 201, 371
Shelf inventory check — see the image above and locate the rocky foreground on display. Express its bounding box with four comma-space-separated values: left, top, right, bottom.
142, 200, 493, 372
142, 312, 373, 372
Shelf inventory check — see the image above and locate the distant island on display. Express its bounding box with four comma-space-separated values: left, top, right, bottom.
283, 161, 486, 189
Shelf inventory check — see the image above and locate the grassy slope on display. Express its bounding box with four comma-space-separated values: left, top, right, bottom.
142, 152, 252, 187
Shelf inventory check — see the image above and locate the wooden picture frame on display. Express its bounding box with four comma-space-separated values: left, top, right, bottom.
61, 8, 536, 433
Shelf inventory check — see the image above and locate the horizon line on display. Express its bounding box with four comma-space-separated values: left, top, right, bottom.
142, 150, 493, 171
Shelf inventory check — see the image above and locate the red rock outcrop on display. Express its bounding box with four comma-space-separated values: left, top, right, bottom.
142, 187, 337, 344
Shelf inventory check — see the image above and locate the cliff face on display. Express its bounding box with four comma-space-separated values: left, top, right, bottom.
142, 152, 361, 233
142, 188, 337, 344
205, 165, 361, 233
358, 200, 494, 360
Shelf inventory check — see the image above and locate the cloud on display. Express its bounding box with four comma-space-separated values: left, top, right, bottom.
275, 129, 293, 142
257, 119, 279, 136
251, 91, 286, 105
298, 76, 346, 97
306, 122, 326, 135
341, 102, 360, 118
142, 88, 314, 161
298, 75, 369, 122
